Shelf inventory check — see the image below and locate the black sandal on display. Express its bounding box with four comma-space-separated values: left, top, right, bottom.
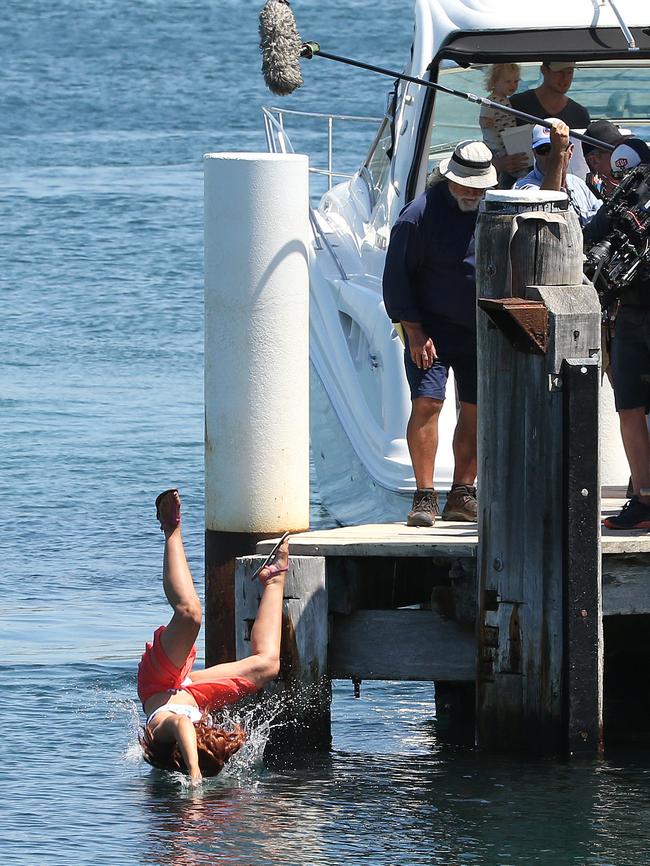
251, 531, 290, 580
155, 489, 181, 532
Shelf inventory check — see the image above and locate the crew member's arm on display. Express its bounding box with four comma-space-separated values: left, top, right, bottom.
401, 321, 436, 369
541, 120, 571, 192
382, 217, 435, 369
583, 185, 602, 223
583, 201, 611, 244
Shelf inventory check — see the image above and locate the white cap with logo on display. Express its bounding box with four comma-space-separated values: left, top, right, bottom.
531, 118, 562, 151
610, 139, 650, 173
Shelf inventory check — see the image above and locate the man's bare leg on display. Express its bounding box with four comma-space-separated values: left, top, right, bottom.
405, 397, 443, 525
406, 396, 443, 489
452, 401, 477, 484
604, 409, 650, 529
442, 402, 478, 522
619, 408, 650, 502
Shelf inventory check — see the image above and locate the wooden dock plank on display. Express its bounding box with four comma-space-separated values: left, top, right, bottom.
254, 501, 650, 619
257, 521, 478, 557
257, 498, 650, 558
602, 555, 650, 615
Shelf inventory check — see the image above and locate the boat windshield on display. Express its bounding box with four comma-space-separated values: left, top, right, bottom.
428, 61, 650, 172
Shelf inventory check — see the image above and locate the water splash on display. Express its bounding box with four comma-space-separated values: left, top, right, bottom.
114, 687, 303, 784
213, 689, 297, 782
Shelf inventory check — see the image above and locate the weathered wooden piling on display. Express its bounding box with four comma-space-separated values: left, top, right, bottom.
475, 189, 602, 755
203, 153, 310, 665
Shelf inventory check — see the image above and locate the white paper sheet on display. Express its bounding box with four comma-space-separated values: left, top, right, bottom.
569, 130, 589, 181
501, 124, 534, 161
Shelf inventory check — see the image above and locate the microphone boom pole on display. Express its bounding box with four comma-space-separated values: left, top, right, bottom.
259, 0, 612, 152
300, 42, 614, 153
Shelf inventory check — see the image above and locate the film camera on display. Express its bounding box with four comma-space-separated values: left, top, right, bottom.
584, 162, 650, 308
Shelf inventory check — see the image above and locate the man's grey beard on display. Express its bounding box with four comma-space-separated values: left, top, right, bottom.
448, 185, 483, 212
456, 198, 481, 212
452, 192, 481, 213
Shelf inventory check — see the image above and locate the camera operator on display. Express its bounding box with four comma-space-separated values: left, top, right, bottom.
582, 121, 627, 385
582, 119, 627, 199
584, 138, 650, 529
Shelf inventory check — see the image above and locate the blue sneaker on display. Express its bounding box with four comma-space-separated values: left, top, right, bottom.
603, 496, 650, 530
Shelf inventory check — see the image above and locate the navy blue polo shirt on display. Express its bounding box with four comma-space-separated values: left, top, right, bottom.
382, 181, 478, 336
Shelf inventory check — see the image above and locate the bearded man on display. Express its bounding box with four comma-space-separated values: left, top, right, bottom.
382, 140, 497, 526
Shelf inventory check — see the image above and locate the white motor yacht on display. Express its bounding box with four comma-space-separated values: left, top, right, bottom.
263, 0, 650, 525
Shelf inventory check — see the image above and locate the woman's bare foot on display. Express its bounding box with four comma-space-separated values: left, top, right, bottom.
156, 489, 181, 534
257, 534, 289, 585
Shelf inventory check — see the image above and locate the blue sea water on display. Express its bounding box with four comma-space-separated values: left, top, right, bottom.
3, 2, 650, 863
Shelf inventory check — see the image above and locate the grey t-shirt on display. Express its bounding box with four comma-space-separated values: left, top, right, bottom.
510, 90, 590, 128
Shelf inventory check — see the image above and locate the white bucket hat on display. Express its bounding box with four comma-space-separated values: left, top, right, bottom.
439, 140, 497, 189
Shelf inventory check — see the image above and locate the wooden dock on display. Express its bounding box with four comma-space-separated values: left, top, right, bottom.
254, 496, 650, 618
220, 194, 650, 757
236, 494, 650, 753
257, 498, 650, 558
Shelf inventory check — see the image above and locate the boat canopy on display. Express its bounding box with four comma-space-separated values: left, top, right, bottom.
437, 28, 650, 65
419, 0, 650, 65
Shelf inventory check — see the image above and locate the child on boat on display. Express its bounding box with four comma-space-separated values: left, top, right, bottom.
479, 63, 528, 179
137, 489, 288, 785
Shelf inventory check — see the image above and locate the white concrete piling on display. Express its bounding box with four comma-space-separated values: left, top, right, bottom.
204, 152, 310, 662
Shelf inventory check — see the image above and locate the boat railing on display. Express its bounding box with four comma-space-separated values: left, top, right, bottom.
262, 106, 382, 192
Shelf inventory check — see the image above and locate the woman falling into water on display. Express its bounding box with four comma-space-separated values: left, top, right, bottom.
137, 489, 288, 785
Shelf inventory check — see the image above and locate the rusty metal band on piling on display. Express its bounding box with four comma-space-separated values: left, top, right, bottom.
205, 529, 268, 666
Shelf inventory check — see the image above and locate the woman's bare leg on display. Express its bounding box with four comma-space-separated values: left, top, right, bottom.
188, 536, 288, 689
249, 540, 287, 666
157, 490, 202, 668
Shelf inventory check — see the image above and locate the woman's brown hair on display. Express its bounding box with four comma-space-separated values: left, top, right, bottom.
139, 721, 246, 777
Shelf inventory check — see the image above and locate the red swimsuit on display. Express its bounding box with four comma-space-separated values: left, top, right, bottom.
137, 625, 258, 711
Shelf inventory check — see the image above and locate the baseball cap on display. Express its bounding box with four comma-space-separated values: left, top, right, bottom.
582, 120, 625, 157
610, 138, 650, 173
531, 118, 562, 151
439, 140, 497, 189
543, 61, 576, 72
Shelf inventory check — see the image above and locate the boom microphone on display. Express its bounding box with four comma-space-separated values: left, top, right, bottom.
258, 0, 614, 153
259, 0, 304, 96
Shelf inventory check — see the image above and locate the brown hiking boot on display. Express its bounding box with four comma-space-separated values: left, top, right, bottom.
407, 488, 439, 527
442, 484, 477, 522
